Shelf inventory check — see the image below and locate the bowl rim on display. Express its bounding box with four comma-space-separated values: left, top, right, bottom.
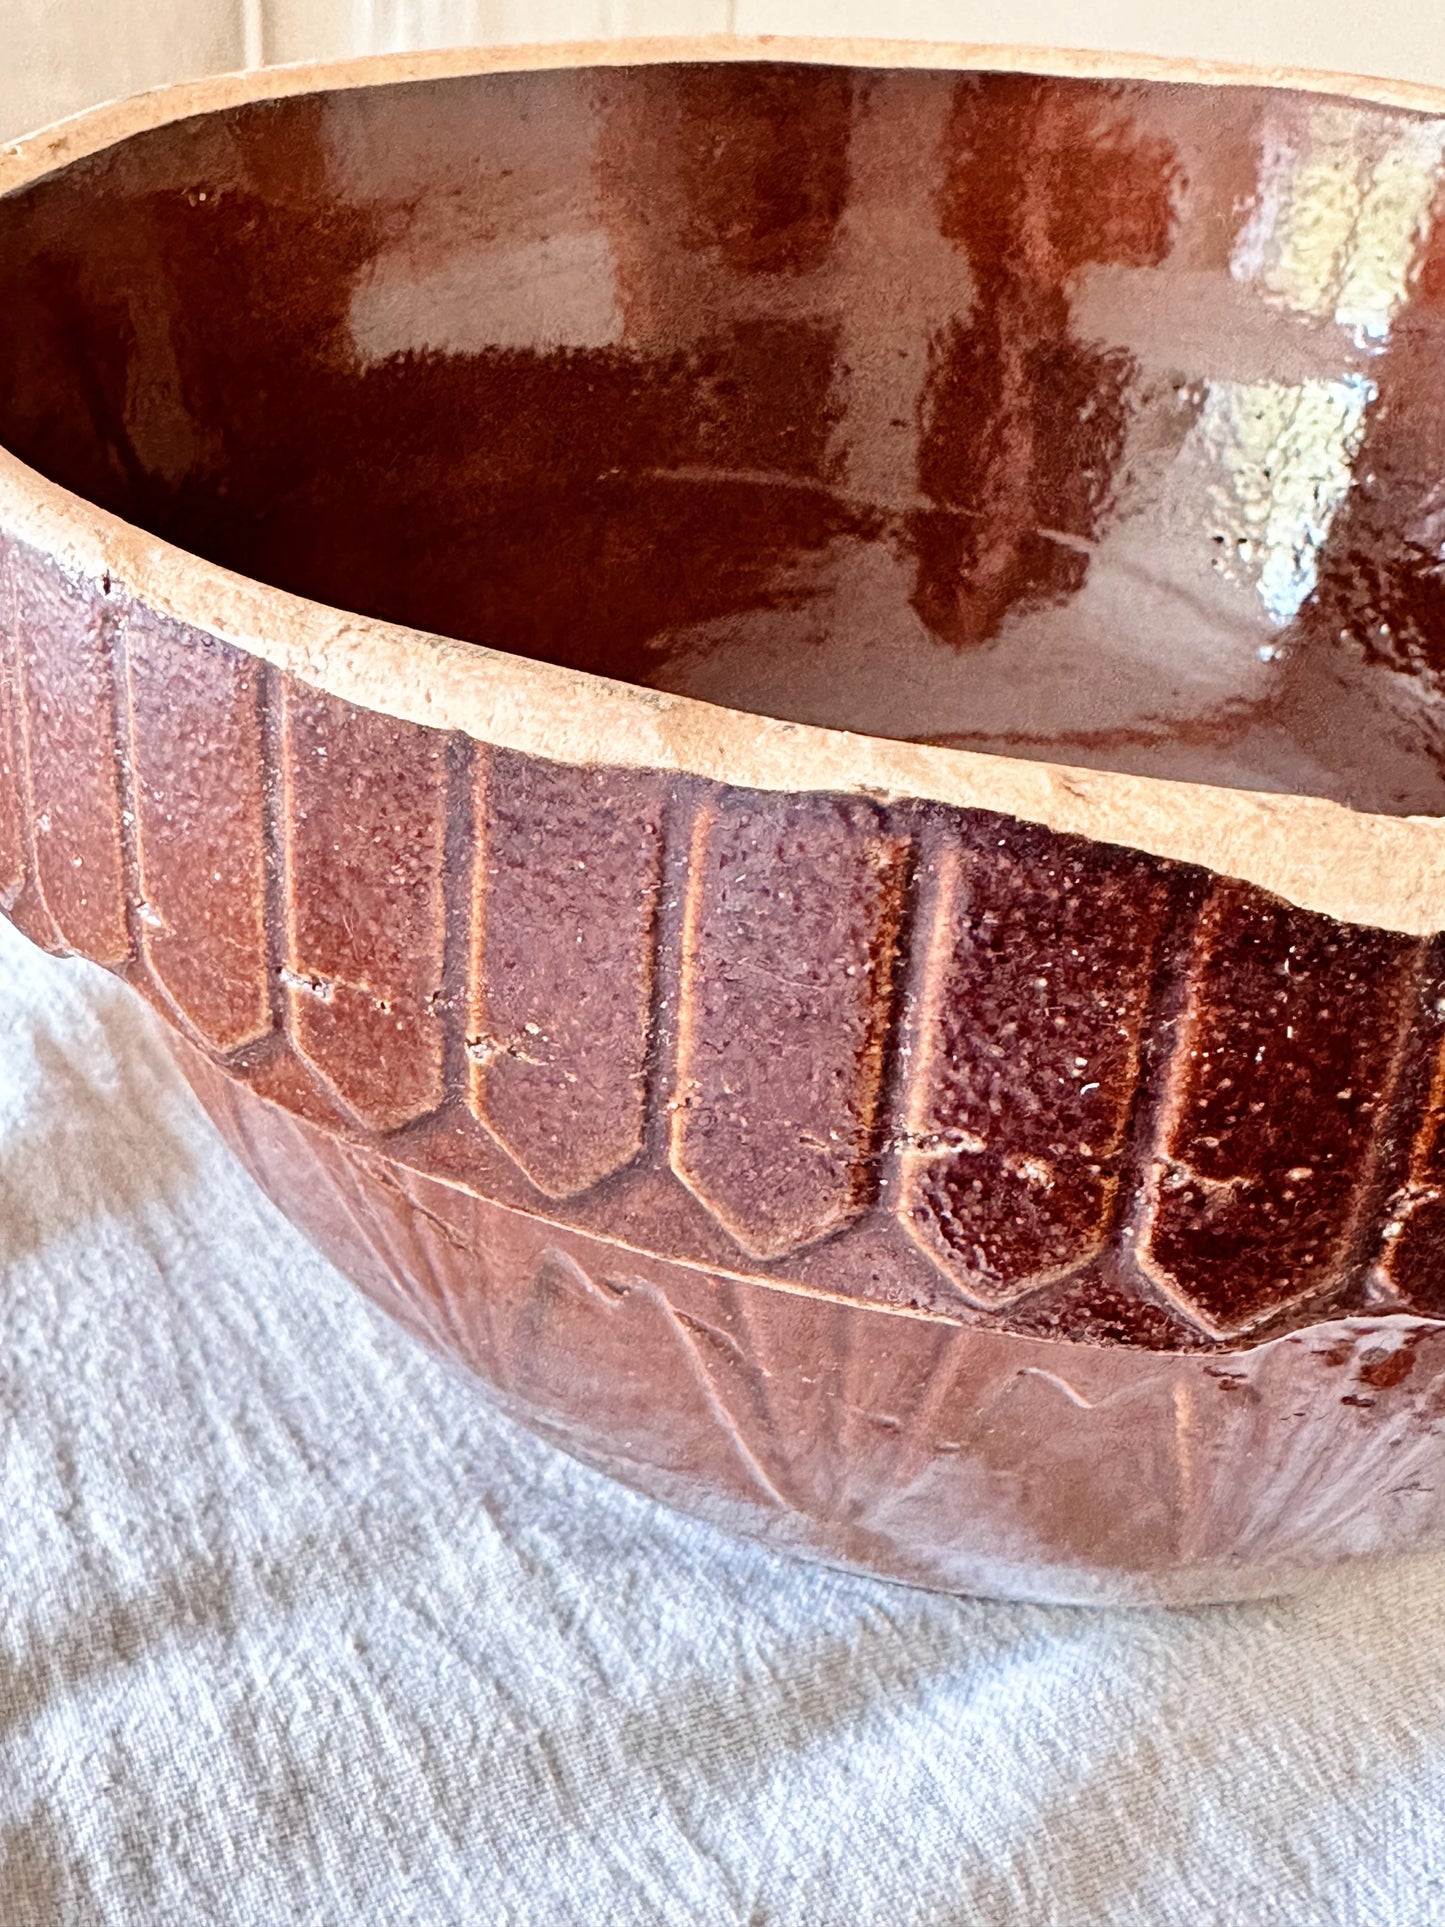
2, 33, 1444, 935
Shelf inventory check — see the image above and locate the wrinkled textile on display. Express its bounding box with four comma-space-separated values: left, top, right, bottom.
2, 912, 1444, 1926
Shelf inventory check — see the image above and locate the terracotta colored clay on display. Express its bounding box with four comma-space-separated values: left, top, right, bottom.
5, 40, 1445, 1602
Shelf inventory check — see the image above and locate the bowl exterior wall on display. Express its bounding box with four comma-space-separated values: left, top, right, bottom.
181, 1041, 1445, 1606
7, 525, 1445, 1597
4, 534, 1444, 1357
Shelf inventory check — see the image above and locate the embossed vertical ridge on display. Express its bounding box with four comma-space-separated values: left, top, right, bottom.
896, 821, 1175, 1305
1324, 936, 1443, 1313
123, 606, 272, 1054
1364, 937, 1445, 1314
670, 793, 909, 1260
0, 538, 59, 951
633, 776, 706, 1163
1137, 880, 1422, 1336
104, 580, 148, 997
0, 541, 25, 905
257, 658, 288, 1035
278, 678, 448, 1133
222, 658, 356, 1130
436, 730, 478, 1099
467, 751, 664, 1197
11, 547, 129, 964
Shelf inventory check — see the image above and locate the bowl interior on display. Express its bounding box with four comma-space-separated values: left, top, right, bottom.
3, 59, 1445, 813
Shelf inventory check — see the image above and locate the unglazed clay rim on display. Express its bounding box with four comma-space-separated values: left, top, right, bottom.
2, 35, 1444, 935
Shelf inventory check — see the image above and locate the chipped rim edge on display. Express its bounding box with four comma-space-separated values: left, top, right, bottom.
2, 34, 1445, 937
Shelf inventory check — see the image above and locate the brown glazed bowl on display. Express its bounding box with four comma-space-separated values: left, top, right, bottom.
7, 40, 1445, 1605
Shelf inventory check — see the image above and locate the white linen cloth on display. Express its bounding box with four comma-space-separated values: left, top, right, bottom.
3, 908, 1445, 1926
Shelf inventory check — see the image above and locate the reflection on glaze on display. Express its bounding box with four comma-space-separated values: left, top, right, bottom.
350, 230, 626, 358
1234, 103, 1445, 342
1197, 374, 1375, 627
1203, 104, 1445, 630
4, 63, 1445, 812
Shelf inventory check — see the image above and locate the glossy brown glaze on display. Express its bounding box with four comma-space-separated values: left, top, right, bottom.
4, 62, 1445, 809
5, 45, 1445, 1602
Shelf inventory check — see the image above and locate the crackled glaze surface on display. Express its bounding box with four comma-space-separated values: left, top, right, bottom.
6, 46, 1445, 1600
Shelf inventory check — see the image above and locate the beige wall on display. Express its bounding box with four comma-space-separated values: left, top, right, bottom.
4, 2, 724, 141
5, 0, 1445, 142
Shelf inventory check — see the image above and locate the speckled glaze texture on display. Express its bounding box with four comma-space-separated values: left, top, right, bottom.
6, 47, 1445, 1601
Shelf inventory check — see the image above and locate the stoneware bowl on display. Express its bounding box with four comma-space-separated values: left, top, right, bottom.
6, 39, 1445, 1605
